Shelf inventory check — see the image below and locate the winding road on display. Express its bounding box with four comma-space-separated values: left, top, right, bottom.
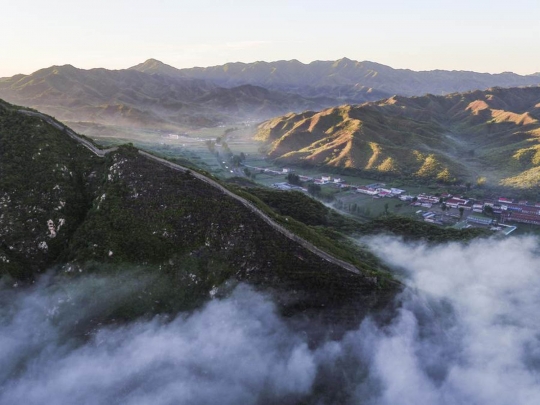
22, 109, 370, 278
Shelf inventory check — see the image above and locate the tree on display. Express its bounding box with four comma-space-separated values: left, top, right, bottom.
231, 155, 242, 167
384, 202, 389, 215
243, 168, 251, 177
459, 206, 464, 219
484, 205, 494, 217
307, 183, 321, 196
205, 140, 216, 153
286, 173, 301, 186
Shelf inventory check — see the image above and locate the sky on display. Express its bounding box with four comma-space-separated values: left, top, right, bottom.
2, 0, 540, 77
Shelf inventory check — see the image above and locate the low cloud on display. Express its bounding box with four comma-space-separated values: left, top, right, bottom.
0, 279, 316, 405
360, 236, 540, 405
2, 236, 540, 404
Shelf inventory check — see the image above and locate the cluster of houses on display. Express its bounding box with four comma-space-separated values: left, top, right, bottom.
314, 176, 344, 185
459, 198, 540, 226
497, 199, 540, 226
255, 165, 540, 229
418, 195, 540, 228
356, 184, 407, 197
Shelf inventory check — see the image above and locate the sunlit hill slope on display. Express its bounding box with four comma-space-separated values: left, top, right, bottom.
255, 86, 540, 187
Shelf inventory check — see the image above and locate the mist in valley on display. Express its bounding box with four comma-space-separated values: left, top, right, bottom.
1, 236, 540, 404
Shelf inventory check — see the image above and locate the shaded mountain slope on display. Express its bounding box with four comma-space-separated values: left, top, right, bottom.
255, 86, 540, 186
0, 100, 101, 277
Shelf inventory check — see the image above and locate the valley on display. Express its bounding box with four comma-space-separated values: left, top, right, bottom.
49, 90, 539, 240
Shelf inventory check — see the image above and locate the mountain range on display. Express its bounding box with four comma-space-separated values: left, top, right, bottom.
255, 86, 540, 187
0, 64, 327, 136
170, 57, 540, 100
2, 58, 540, 138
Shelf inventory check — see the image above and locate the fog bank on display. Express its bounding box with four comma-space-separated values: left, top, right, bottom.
363, 236, 540, 405
1, 236, 540, 404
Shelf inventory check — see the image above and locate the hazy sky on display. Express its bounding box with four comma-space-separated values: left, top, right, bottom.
2, 0, 539, 77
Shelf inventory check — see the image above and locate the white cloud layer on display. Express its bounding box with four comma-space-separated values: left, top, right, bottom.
363, 236, 540, 405
1, 236, 540, 404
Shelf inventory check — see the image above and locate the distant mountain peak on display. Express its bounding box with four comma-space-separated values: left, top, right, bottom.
129, 58, 183, 78
47, 64, 78, 72
332, 57, 354, 67
144, 57, 162, 63
138, 58, 167, 68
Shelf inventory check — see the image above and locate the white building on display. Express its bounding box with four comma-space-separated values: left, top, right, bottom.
357, 186, 378, 195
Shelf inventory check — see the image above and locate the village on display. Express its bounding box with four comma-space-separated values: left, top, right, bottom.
241, 163, 540, 236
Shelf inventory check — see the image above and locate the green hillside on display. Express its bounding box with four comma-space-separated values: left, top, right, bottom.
0, 100, 398, 321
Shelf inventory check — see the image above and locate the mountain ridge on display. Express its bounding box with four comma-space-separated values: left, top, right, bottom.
0, 100, 398, 319
0, 64, 328, 136
170, 57, 540, 99
3, 58, 540, 138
